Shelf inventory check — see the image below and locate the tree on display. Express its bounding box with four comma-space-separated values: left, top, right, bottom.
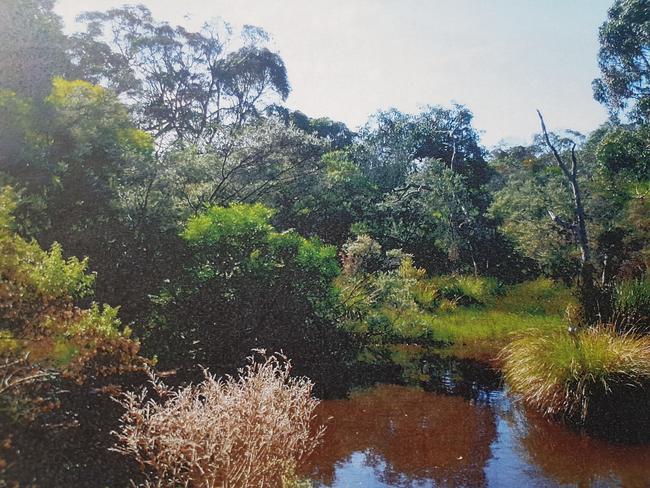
0, 0, 71, 100
72, 5, 289, 144
537, 111, 591, 264
592, 0, 650, 121
162, 120, 325, 214
489, 144, 580, 281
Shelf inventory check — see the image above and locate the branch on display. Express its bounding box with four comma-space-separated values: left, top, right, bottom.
537, 110, 572, 180
547, 209, 575, 232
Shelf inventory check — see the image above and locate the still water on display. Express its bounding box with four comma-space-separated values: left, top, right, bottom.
301, 347, 650, 488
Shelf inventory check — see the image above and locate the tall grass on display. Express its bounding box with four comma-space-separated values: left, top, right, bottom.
612, 276, 650, 333
495, 278, 574, 316
501, 327, 650, 422
113, 351, 323, 488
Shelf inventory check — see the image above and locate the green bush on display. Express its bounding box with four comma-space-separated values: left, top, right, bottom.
152, 203, 352, 379
429, 275, 502, 307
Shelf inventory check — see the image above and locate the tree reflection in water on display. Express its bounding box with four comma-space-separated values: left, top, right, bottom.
302, 384, 497, 487
302, 346, 650, 488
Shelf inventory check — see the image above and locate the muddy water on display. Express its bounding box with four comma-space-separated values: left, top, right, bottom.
301, 348, 650, 487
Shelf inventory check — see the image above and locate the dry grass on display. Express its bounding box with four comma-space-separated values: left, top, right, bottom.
501, 327, 650, 422
113, 351, 323, 488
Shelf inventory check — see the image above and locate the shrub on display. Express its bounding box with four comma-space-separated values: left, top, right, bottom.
114, 351, 324, 488
152, 203, 348, 376
430, 275, 502, 307
501, 327, 650, 423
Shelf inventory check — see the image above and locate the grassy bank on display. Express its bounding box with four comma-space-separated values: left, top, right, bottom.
342, 272, 572, 361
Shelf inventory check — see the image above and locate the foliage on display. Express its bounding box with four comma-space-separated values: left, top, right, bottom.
164, 121, 324, 213
114, 351, 323, 488
489, 144, 582, 280
495, 278, 575, 316
612, 275, 650, 332
72, 5, 289, 142
0, 0, 70, 99
502, 327, 650, 423
150, 203, 351, 384
592, 0, 650, 121
0, 187, 149, 486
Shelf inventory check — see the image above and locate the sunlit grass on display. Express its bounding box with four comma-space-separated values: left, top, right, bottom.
378, 307, 565, 360
501, 327, 650, 421
495, 278, 575, 316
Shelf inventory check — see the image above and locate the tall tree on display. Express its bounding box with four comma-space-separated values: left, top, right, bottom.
71, 5, 290, 144
592, 0, 650, 121
0, 0, 71, 100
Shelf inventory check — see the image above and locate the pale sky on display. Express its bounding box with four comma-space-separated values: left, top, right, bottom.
54, 0, 612, 147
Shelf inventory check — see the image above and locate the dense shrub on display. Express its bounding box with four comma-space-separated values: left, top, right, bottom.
149, 203, 354, 388
0, 187, 148, 486
114, 352, 323, 488
431, 275, 502, 307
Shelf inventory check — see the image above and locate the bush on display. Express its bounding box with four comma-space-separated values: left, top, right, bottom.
501, 327, 650, 424
114, 351, 323, 488
430, 275, 502, 307
151, 202, 352, 383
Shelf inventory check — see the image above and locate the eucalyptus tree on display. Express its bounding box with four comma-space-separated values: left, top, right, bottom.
0, 0, 71, 100
71, 5, 290, 144
593, 0, 650, 121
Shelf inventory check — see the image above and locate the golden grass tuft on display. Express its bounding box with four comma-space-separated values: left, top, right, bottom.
501, 326, 650, 422
113, 351, 323, 487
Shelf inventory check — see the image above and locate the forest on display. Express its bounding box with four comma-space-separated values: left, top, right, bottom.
0, 0, 649, 487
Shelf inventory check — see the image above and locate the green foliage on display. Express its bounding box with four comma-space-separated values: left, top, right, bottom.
184, 203, 275, 248
0, 0, 70, 99
489, 146, 580, 280
496, 278, 574, 316
597, 126, 650, 179
0, 188, 94, 330
502, 327, 650, 423
430, 275, 502, 307
592, 0, 650, 120
0, 186, 138, 367
613, 275, 650, 332
152, 203, 350, 379
73, 4, 290, 142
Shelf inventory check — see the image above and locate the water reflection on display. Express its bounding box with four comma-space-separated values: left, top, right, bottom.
303, 346, 650, 487
516, 408, 650, 487
303, 384, 497, 487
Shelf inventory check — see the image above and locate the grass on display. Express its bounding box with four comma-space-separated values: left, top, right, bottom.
113, 351, 323, 488
343, 272, 575, 360
383, 308, 565, 360
495, 278, 575, 316
613, 275, 650, 332
501, 327, 650, 422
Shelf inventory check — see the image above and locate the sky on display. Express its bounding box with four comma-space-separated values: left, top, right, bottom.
54, 0, 613, 147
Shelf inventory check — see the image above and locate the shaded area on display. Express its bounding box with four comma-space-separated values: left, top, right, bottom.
517, 407, 650, 487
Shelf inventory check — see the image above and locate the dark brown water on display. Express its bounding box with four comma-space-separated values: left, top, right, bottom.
301, 348, 650, 488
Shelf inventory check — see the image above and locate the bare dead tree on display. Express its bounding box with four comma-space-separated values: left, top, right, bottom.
537, 110, 591, 264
